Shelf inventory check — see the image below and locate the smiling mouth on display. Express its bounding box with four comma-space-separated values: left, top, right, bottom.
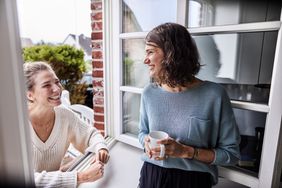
149, 65, 154, 70
49, 95, 60, 100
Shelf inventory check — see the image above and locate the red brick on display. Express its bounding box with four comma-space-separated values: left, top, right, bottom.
91, 2, 102, 10
94, 114, 104, 122
92, 32, 103, 40
94, 106, 104, 113
94, 97, 104, 105
92, 22, 103, 31
92, 51, 103, 59
93, 60, 103, 68
92, 41, 103, 50
93, 79, 103, 87
93, 89, 104, 97
94, 122, 105, 130
91, 12, 102, 21
93, 70, 103, 77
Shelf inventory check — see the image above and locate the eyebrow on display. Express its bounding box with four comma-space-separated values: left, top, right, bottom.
146, 42, 159, 48
40, 78, 59, 85
40, 80, 51, 85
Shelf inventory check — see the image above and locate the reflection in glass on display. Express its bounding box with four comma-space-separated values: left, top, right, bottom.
187, 0, 281, 28
122, 0, 177, 33
194, 31, 277, 104
195, 32, 277, 84
233, 108, 266, 175
122, 92, 141, 135
222, 84, 270, 104
122, 39, 150, 87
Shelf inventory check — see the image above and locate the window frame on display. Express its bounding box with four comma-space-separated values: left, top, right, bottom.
0, 0, 34, 186
107, 0, 282, 187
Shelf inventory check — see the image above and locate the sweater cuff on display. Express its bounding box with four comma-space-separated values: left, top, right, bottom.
34, 170, 77, 188
65, 171, 78, 187
85, 142, 108, 154
211, 149, 217, 165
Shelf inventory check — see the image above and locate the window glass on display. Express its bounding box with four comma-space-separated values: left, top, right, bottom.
233, 108, 266, 175
122, 0, 177, 33
187, 0, 281, 28
122, 39, 150, 87
221, 84, 270, 104
122, 92, 141, 135
194, 31, 277, 104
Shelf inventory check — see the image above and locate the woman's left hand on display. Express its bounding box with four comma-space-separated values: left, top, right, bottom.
96, 149, 110, 164
152, 137, 193, 160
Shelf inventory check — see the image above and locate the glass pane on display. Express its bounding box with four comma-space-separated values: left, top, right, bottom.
233, 108, 266, 175
122, 0, 177, 32
221, 84, 270, 104
194, 31, 277, 104
187, 0, 281, 28
122, 92, 141, 135
122, 39, 150, 87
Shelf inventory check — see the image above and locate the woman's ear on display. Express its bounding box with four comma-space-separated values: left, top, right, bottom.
27, 91, 34, 103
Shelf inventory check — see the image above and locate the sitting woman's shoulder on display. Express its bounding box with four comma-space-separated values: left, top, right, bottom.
55, 105, 75, 117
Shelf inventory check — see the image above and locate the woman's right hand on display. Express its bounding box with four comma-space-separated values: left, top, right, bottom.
77, 160, 104, 184
144, 135, 153, 158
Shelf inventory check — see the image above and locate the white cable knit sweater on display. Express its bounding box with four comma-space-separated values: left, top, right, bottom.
30, 105, 107, 188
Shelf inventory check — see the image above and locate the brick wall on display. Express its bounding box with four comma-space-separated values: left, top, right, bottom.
91, 0, 104, 135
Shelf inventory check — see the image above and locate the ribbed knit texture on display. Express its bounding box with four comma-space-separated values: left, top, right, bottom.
138, 81, 241, 185
31, 105, 107, 187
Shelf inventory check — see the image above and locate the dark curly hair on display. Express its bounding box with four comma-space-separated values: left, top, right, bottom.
145, 22, 201, 87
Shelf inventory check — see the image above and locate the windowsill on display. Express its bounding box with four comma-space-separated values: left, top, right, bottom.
75, 139, 249, 188
78, 141, 144, 188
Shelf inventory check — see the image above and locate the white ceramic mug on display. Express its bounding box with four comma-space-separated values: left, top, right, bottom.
148, 131, 169, 158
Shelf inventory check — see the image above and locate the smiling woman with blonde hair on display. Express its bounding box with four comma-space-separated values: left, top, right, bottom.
24, 61, 109, 187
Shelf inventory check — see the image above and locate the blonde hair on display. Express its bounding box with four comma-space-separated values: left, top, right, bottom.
23, 61, 54, 91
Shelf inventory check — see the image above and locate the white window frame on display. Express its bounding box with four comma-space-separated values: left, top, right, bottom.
106, 0, 282, 187
0, 0, 34, 186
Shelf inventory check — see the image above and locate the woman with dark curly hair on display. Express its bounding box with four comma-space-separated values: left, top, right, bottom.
138, 23, 240, 188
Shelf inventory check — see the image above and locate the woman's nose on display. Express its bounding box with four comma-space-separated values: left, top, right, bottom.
52, 84, 61, 92
144, 57, 149, 64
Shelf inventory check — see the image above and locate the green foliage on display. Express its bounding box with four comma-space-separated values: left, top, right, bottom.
124, 56, 134, 85
22, 45, 88, 104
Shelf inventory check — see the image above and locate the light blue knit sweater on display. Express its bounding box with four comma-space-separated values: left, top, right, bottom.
138, 81, 241, 185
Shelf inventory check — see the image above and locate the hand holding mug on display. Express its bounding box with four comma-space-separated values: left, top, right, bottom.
145, 131, 169, 160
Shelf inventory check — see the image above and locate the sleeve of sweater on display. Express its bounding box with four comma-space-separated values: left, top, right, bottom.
212, 90, 241, 166
34, 170, 77, 188
138, 91, 149, 147
68, 109, 108, 154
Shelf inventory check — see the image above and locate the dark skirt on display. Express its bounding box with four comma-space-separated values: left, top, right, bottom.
139, 162, 212, 188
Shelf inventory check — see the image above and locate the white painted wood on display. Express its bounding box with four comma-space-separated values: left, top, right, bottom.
231, 101, 269, 113
258, 8, 282, 188
188, 21, 281, 35
119, 21, 281, 39
0, 0, 34, 186
111, 0, 123, 140
103, 0, 115, 138
116, 134, 143, 149
120, 86, 143, 94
